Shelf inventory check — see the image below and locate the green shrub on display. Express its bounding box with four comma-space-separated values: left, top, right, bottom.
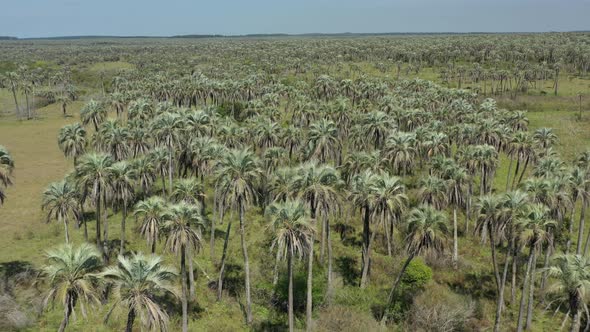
401, 258, 432, 290
274, 263, 326, 314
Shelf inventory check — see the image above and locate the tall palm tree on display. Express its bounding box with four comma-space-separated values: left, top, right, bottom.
442, 165, 468, 264
103, 253, 179, 332
543, 254, 590, 332
291, 162, 341, 305
369, 173, 408, 259
164, 202, 204, 332
152, 112, 183, 194
417, 175, 447, 209
75, 153, 113, 254
382, 205, 449, 323
171, 177, 205, 206
42, 244, 103, 332
475, 195, 506, 300
58, 123, 87, 164
80, 99, 107, 132
0, 145, 15, 205
134, 196, 170, 254
266, 200, 314, 332
109, 161, 135, 253
214, 149, 261, 324
515, 204, 555, 332
349, 170, 377, 288
42, 180, 81, 244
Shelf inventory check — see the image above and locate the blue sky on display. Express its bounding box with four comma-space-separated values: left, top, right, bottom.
1, 0, 589, 38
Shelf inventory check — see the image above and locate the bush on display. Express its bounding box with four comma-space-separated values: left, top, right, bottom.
273, 262, 326, 313
407, 283, 474, 332
315, 305, 385, 332
401, 258, 432, 290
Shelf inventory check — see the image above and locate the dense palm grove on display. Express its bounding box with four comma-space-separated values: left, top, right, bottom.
1, 34, 590, 331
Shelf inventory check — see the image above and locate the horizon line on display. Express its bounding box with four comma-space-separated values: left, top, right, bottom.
2, 30, 589, 40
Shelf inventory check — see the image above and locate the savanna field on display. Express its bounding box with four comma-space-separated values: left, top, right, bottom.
0, 34, 590, 331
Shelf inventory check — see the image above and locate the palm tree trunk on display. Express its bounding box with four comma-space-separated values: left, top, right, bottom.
494, 235, 513, 332
120, 202, 126, 253
567, 198, 577, 253
239, 201, 253, 324
320, 214, 326, 264
58, 293, 72, 332
125, 307, 136, 332
168, 146, 174, 195
81, 202, 88, 242
517, 246, 534, 332
217, 218, 232, 301
95, 185, 102, 248
577, 199, 586, 255
288, 251, 294, 332
511, 158, 521, 190
60, 215, 70, 244
25, 93, 30, 120
181, 245, 188, 332
326, 214, 333, 300
506, 155, 514, 191
306, 221, 314, 332
102, 192, 109, 263
489, 228, 502, 295
272, 247, 281, 287
210, 207, 221, 261
570, 308, 581, 332
511, 246, 518, 304
382, 253, 415, 324
525, 247, 537, 330
360, 206, 371, 288
517, 156, 530, 185
188, 246, 195, 300
10, 87, 20, 119
452, 207, 458, 264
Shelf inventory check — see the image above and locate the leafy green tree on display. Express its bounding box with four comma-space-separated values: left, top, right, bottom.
75, 153, 113, 253
266, 200, 314, 332
58, 123, 87, 164
164, 202, 204, 332
214, 149, 261, 324
80, 99, 107, 131
103, 253, 179, 332
0, 145, 15, 205
134, 196, 170, 254
42, 180, 81, 244
382, 205, 449, 323
544, 254, 590, 332
42, 244, 103, 332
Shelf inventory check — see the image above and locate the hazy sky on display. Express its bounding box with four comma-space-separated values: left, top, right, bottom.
1, 0, 589, 38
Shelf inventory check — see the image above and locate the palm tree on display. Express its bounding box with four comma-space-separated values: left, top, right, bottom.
266, 200, 314, 332
291, 162, 341, 304
42, 180, 81, 244
171, 177, 205, 206
103, 253, 179, 332
134, 196, 170, 254
382, 205, 449, 323
0, 145, 15, 205
42, 244, 103, 332
515, 204, 555, 332
164, 202, 204, 332
80, 99, 107, 131
417, 175, 447, 209
152, 112, 183, 193
349, 170, 377, 288
369, 173, 408, 259
58, 123, 87, 164
109, 161, 135, 253
75, 153, 113, 254
442, 165, 468, 264
543, 254, 590, 332
306, 118, 341, 164
383, 132, 417, 176
475, 195, 506, 301
214, 149, 261, 324
570, 168, 590, 255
